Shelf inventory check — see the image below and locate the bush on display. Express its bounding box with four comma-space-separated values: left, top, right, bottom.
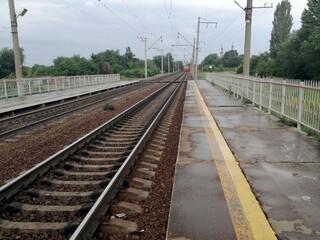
120, 68, 159, 79
103, 103, 115, 111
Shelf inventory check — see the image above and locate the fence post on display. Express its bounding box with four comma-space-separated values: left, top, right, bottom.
268, 79, 273, 114
297, 81, 304, 131
246, 77, 249, 99
47, 79, 50, 93
241, 78, 244, 100
39, 80, 42, 94
253, 79, 256, 106
281, 80, 286, 116
4, 80, 8, 99
28, 79, 31, 95
237, 78, 240, 98
259, 78, 263, 110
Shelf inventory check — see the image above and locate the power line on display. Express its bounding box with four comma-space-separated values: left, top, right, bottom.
49, 0, 131, 37
208, 11, 244, 45
97, 0, 144, 37
120, 0, 157, 38
207, 2, 274, 55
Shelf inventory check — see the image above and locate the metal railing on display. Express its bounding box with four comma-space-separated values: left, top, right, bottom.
206, 73, 320, 133
0, 74, 120, 99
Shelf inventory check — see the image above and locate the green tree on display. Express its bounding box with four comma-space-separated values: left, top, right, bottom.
250, 52, 273, 77
299, 0, 320, 80
221, 50, 240, 68
52, 55, 97, 76
124, 46, 134, 62
152, 55, 162, 72
91, 49, 125, 74
31, 64, 54, 77
200, 53, 221, 71
270, 0, 293, 57
0, 47, 25, 78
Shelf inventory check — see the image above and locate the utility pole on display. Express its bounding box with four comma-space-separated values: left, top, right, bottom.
161, 49, 164, 74
243, 0, 253, 77
192, 38, 195, 77
8, 0, 27, 97
139, 36, 162, 79
167, 54, 170, 74
138, 37, 148, 79
172, 57, 175, 73
195, 17, 217, 80
235, 0, 272, 76
195, 17, 200, 80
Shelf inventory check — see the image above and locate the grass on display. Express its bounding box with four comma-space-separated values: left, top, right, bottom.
302, 126, 320, 142
197, 72, 206, 80
242, 98, 252, 104
278, 115, 297, 128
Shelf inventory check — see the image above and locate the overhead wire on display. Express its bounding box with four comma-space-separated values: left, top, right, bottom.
208, 12, 245, 51
120, 0, 157, 38
49, 0, 134, 38
97, 0, 144, 37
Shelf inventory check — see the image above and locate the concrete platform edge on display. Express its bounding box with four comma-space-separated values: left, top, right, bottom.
193, 80, 276, 240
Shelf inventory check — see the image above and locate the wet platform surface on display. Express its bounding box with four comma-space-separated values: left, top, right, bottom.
0, 80, 138, 114
197, 80, 320, 240
168, 80, 320, 239
166, 81, 237, 239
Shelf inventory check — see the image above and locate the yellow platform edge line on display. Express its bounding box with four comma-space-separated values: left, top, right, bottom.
192, 81, 276, 240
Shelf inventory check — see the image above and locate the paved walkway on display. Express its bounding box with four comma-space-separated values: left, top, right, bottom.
167, 80, 320, 239
0, 80, 138, 114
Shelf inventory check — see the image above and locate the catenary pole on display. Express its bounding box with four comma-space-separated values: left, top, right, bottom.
8, 0, 24, 97
235, 0, 272, 76
243, 0, 253, 76
195, 17, 200, 80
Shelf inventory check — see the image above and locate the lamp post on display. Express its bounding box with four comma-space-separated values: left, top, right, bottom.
8, 0, 27, 98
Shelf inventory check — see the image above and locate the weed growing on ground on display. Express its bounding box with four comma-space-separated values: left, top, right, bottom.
104, 103, 115, 111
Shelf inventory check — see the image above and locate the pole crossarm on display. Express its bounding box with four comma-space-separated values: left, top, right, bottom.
177, 32, 194, 47
171, 44, 191, 47
147, 36, 162, 51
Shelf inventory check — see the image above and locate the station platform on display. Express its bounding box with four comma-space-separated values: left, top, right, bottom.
0, 80, 138, 115
167, 80, 320, 240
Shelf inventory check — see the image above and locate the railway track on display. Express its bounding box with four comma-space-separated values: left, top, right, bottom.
0, 74, 179, 139
0, 73, 185, 239
95, 74, 186, 239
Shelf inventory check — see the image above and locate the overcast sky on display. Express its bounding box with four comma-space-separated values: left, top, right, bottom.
0, 0, 308, 67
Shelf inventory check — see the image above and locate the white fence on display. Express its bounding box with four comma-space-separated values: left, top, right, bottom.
0, 74, 120, 99
206, 73, 320, 133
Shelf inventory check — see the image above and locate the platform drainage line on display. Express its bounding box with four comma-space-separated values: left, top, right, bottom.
192, 80, 276, 240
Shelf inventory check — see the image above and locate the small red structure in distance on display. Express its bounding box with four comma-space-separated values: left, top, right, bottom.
183, 66, 189, 72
